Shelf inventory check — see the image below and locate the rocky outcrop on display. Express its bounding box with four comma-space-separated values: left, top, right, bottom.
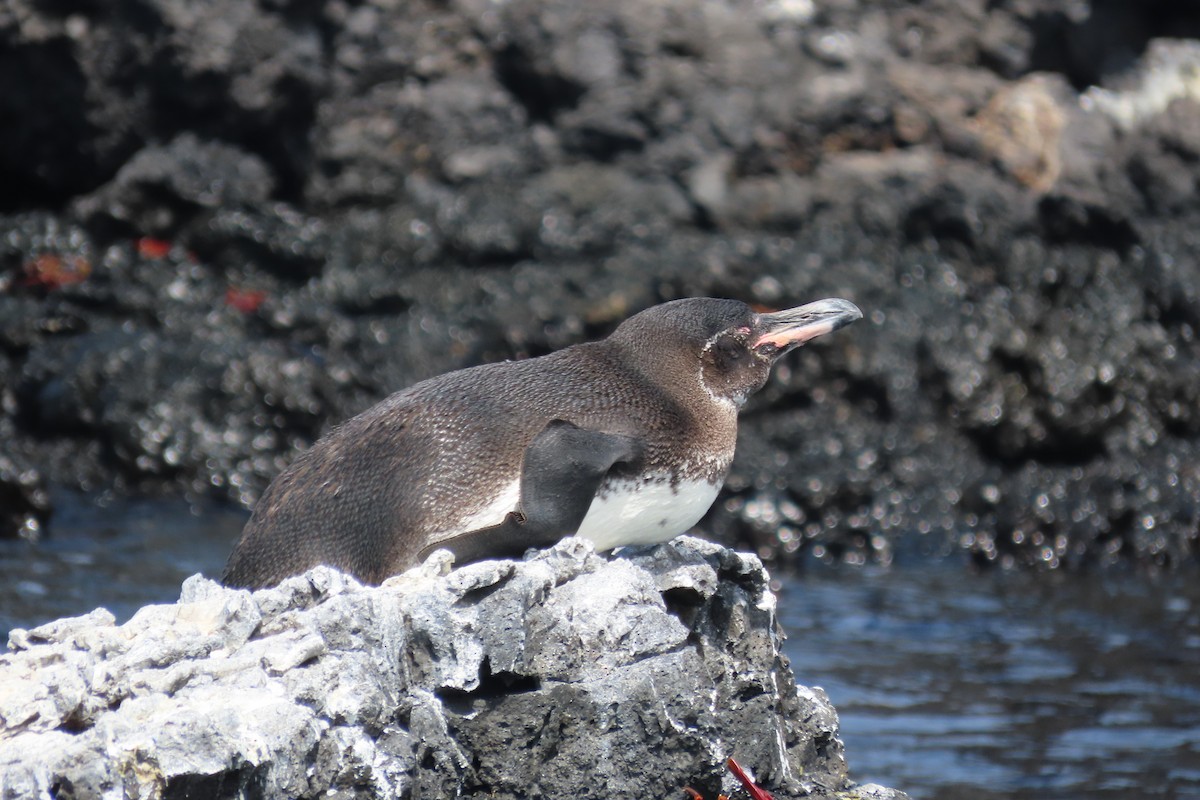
0, 537, 905, 799
2, 0, 1198, 570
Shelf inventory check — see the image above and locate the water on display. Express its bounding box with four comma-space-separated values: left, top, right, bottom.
778, 564, 1200, 799
0, 491, 246, 637
2, 495, 1199, 799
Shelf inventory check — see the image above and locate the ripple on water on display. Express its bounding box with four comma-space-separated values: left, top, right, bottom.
778, 562, 1200, 799
0, 491, 247, 639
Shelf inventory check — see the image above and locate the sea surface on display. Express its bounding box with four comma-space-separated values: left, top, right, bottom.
2, 492, 1198, 799
778, 564, 1200, 799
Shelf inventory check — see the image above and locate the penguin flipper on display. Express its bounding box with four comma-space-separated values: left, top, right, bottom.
419, 420, 642, 565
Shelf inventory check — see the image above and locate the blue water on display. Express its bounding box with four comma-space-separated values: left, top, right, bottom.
778, 564, 1200, 799
0, 490, 246, 636
2, 493, 1198, 799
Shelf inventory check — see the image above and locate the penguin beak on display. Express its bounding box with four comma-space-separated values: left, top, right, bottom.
752, 298, 863, 357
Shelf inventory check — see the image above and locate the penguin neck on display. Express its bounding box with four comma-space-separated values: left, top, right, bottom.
600, 337, 740, 477
604, 337, 711, 409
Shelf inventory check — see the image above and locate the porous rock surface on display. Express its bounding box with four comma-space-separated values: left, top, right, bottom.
3, 0, 1199, 570
0, 537, 904, 800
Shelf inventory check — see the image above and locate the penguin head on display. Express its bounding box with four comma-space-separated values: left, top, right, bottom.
613, 297, 863, 408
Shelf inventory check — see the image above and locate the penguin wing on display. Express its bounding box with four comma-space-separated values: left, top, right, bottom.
417, 419, 642, 565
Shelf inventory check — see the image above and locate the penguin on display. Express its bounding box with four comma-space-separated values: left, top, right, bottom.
221, 296, 862, 588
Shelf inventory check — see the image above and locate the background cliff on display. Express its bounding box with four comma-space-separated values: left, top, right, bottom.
2, 0, 1198, 570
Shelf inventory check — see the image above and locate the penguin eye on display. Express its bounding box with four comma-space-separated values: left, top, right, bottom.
713, 335, 747, 369
701, 330, 768, 405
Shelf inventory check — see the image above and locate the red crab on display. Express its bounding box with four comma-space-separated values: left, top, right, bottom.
683, 757, 776, 800
21, 253, 91, 289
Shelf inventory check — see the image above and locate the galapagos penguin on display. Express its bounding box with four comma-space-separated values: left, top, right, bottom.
221, 297, 862, 588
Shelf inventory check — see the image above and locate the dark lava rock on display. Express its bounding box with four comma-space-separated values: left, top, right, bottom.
0, 453, 50, 541
72, 134, 275, 237
1, 0, 1199, 571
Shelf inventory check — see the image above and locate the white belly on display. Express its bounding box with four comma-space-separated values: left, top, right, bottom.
573, 476, 722, 552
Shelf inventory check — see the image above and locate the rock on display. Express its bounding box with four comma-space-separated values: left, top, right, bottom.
0, 0, 325, 205
72, 134, 276, 237
1083, 39, 1200, 131
969, 74, 1068, 192
0, 537, 907, 800
0, 453, 50, 541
